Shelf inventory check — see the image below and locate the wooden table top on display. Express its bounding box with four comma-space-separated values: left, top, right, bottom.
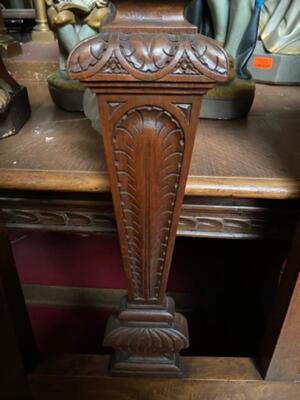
0, 82, 299, 199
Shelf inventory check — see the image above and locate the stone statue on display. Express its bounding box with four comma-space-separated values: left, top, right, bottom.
247, 0, 300, 84
259, 0, 300, 55
185, 0, 256, 59
47, 0, 110, 70
46, 0, 111, 111
186, 0, 261, 119
207, 0, 255, 59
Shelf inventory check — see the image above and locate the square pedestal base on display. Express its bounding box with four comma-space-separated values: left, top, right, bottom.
110, 352, 183, 377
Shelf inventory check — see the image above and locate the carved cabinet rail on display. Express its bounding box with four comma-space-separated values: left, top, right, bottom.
67, 0, 230, 377
1, 195, 297, 240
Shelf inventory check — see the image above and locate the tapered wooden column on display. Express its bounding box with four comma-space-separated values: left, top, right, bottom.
68, 0, 229, 377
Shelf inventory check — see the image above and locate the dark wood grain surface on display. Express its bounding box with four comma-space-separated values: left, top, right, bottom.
258, 219, 300, 381
29, 354, 300, 400
67, 0, 232, 376
0, 83, 299, 198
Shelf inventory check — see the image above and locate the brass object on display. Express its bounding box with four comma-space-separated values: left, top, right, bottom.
32, 0, 55, 42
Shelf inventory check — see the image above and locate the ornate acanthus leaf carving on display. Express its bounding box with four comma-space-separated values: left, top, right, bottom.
119, 33, 179, 73
68, 32, 229, 83
68, 33, 110, 74
190, 36, 229, 76
104, 325, 188, 355
112, 106, 184, 301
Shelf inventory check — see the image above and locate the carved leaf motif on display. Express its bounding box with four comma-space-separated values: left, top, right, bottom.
68, 32, 230, 82
119, 34, 179, 73
104, 326, 188, 355
68, 34, 110, 73
112, 106, 184, 301
2, 209, 116, 231
190, 35, 228, 76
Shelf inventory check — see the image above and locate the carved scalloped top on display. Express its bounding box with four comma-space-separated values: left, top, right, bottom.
67, 32, 230, 83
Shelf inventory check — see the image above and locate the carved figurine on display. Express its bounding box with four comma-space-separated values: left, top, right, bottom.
186, 0, 263, 119
68, 0, 230, 377
259, 0, 300, 55
248, 0, 300, 84
0, 55, 31, 139
46, 0, 111, 111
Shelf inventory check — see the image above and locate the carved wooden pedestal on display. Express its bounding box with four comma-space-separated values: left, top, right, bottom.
68, 0, 229, 377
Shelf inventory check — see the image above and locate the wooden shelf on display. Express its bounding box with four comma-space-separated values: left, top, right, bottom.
29, 354, 300, 399
0, 81, 300, 199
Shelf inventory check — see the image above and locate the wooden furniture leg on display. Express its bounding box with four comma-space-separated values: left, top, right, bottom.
258, 219, 300, 381
68, 0, 229, 377
0, 230, 38, 398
